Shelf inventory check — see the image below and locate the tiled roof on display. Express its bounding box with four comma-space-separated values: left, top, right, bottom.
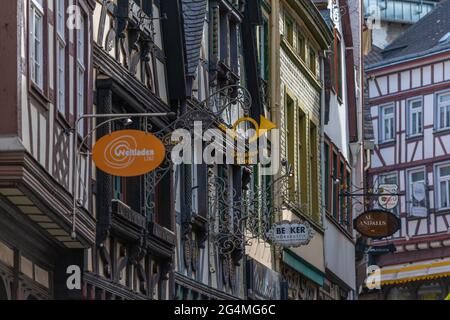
364, 45, 383, 66
367, 0, 450, 69
181, 0, 207, 77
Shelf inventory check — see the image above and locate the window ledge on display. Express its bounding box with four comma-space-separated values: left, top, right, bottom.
29, 83, 50, 109
405, 134, 424, 142
405, 214, 427, 221
433, 128, 450, 137
435, 208, 450, 215
378, 140, 396, 147
56, 111, 71, 130
325, 214, 354, 242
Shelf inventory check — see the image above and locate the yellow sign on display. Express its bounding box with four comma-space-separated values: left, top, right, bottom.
445, 293, 450, 300
93, 130, 166, 177
220, 115, 277, 142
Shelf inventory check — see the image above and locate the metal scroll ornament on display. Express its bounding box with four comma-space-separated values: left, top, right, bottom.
142, 85, 252, 221
208, 167, 292, 256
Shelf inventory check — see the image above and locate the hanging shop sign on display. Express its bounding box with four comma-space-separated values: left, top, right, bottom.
266, 220, 315, 247
378, 184, 399, 210
330, 0, 341, 25
354, 209, 400, 239
93, 130, 165, 177
247, 259, 283, 300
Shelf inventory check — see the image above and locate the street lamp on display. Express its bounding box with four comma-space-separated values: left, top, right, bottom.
71, 112, 176, 241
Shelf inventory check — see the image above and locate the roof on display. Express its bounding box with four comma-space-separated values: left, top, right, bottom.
364, 45, 383, 66
181, 0, 207, 77
367, 0, 450, 70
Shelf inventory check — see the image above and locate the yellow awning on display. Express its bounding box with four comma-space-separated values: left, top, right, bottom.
380, 258, 450, 286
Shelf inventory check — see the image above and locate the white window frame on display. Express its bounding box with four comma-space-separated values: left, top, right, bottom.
407, 167, 426, 214
379, 104, 396, 142
56, 0, 65, 38
56, 0, 66, 115
57, 43, 65, 115
437, 91, 450, 130
436, 162, 450, 211
30, 0, 44, 89
77, 14, 86, 136
407, 97, 423, 137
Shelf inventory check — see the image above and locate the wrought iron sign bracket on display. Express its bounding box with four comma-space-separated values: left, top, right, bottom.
71, 112, 176, 241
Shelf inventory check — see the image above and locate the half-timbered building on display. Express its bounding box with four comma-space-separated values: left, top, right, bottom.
167, 0, 269, 300
0, 0, 95, 299
365, 0, 450, 299
89, 0, 176, 300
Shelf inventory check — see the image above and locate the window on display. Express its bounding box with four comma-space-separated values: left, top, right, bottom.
339, 161, 345, 224
380, 104, 395, 142
296, 29, 305, 60
284, 14, 294, 47
152, 2, 167, 103
77, 15, 86, 135
324, 143, 330, 212
408, 98, 423, 136
309, 47, 317, 76
133, 0, 152, 15
379, 173, 397, 185
335, 35, 343, 99
346, 170, 351, 229
30, 0, 44, 89
298, 112, 307, 208
286, 95, 296, 202
437, 92, 450, 130
56, 0, 66, 114
114, 176, 123, 200
332, 153, 338, 219
56, 0, 65, 36
329, 34, 336, 93
408, 168, 427, 216
437, 164, 450, 210
257, 18, 270, 81
310, 123, 319, 222
220, 11, 230, 66
57, 44, 65, 114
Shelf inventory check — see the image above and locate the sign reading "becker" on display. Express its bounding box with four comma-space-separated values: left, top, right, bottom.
266, 220, 315, 248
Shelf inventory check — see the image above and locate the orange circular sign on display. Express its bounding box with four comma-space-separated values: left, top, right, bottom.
93, 130, 166, 177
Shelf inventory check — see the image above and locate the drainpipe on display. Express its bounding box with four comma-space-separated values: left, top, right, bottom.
319, 51, 327, 227
270, 0, 282, 275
